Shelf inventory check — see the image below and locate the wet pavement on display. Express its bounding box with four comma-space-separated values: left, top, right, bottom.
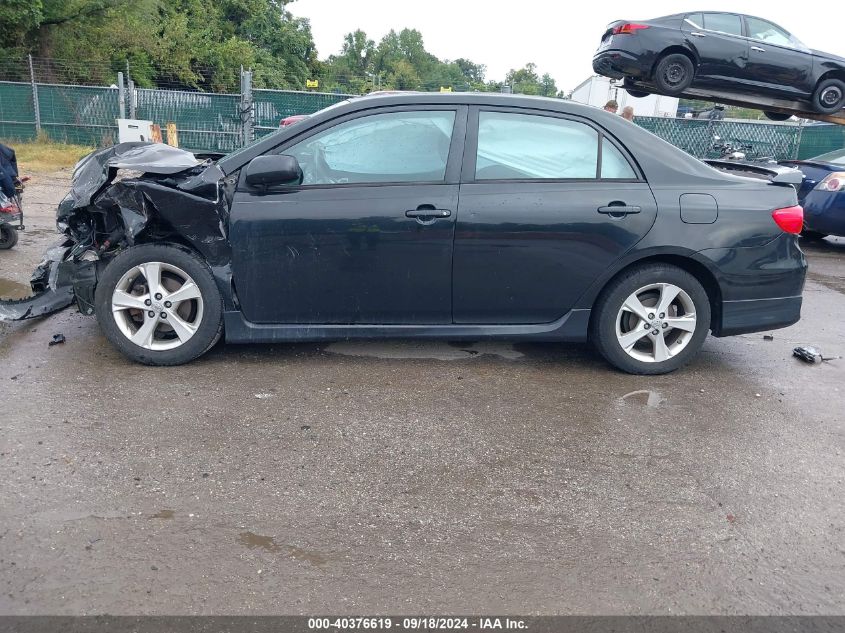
0, 172, 843, 615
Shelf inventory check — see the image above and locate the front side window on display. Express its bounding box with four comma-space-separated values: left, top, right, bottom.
475, 112, 599, 180
745, 17, 796, 48
703, 13, 743, 37
284, 110, 455, 185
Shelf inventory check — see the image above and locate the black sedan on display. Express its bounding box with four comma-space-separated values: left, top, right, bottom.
593, 11, 845, 119
0, 94, 807, 374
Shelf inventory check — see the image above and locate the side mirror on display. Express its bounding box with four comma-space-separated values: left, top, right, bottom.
245, 155, 302, 187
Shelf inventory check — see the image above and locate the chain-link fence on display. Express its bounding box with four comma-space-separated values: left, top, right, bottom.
634, 116, 804, 160
1, 56, 843, 159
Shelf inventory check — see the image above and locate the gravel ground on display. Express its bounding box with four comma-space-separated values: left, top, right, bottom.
0, 170, 843, 615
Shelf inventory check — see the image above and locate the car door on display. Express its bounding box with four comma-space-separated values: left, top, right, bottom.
682, 12, 748, 86
742, 16, 814, 98
229, 106, 466, 324
452, 108, 657, 324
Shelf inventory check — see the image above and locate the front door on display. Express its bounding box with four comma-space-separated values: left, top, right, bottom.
742, 16, 814, 98
230, 107, 465, 324
453, 108, 658, 324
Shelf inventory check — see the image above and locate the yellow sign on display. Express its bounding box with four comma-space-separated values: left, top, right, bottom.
306, 79, 319, 89
439, 86, 453, 93
166, 122, 179, 148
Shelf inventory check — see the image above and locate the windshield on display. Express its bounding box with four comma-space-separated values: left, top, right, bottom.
220, 98, 354, 162
811, 148, 845, 166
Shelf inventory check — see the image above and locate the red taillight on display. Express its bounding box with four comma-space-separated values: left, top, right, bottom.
0, 207, 14, 214
772, 205, 803, 234
612, 23, 650, 35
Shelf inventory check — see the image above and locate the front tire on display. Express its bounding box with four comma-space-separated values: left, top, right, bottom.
590, 264, 711, 375
94, 243, 223, 365
811, 78, 845, 115
0, 223, 18, 250
653, 53, 695, 96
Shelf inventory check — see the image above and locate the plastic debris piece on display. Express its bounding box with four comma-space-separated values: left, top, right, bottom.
763, 334, 774, 341
793, 346, 822, 364
48, 333, 65, 346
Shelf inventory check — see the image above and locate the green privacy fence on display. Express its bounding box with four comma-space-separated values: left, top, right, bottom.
1, 78, 843, 159
634, 116, 803, 161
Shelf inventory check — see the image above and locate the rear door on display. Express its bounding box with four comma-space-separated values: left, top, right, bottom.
682, 12, 748, 86
229, 106, 466, 324
452, 108, 658, 324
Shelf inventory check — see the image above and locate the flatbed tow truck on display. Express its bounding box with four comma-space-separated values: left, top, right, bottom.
625, 81, 845, 125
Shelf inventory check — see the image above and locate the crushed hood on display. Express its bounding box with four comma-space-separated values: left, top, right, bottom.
59, 142, 203, 214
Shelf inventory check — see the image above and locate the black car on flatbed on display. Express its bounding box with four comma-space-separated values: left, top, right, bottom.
593, 11, 845, 120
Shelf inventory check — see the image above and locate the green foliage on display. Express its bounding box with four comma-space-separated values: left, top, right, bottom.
1, 2, 562, 97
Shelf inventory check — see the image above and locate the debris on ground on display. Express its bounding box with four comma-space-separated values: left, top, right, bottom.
48, 333, 65, 346
793, 346, 822, 364
763, 334, 774, 341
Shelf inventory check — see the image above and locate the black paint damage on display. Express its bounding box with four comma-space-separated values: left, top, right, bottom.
0, 142, 232, 321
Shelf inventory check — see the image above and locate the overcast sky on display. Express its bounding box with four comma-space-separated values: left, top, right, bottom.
288, 1, 843, 92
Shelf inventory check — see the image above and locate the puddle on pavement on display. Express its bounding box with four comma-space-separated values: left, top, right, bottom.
620, 390, 664, 407
151, 509, 175, 519
0, 278, 31, 299
238, 531, 327, 567
324, 340, 524, 361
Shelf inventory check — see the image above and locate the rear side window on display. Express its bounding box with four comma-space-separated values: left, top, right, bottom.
684, 13, 703, 29
703, 13, 743, 36
285, 110, 456, 185
601, 139, 637, 179
475, 111, 599, 180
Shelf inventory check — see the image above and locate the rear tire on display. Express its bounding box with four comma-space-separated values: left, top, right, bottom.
94, 243, 223, 366
590, 263, 711, 375
653, 53, 695, 96
811, 78, 845, 114
0, 223, 18, 250
764, 111, 792, 122
623, 79, 650, 99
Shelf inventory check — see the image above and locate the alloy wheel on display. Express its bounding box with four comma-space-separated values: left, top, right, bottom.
111, 261, 204, 350
615, 283, 697, 363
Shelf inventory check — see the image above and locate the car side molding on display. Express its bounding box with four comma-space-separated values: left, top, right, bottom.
222, 309, 593, 344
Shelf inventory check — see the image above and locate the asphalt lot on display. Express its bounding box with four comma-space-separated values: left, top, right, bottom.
0, 170, 843, 615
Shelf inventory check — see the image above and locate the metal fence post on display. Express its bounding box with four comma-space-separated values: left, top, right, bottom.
127, 78, 136, 119
117, 71, 126, 119
27, 54, 41, 134
240, 68, 254, 147
794, 119, 805, 160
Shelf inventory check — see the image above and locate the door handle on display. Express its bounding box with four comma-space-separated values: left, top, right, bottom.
751, 45, 766, 52
598, 204, 641, 216
689, 31, 707, 37
405, 206, 451, 219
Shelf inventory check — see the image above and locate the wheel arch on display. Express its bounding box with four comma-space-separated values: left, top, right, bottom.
582, 250, 723, 333
651, 45, 699, 77
816, 68, 845, 86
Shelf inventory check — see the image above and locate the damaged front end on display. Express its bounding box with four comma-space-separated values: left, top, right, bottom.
0, 142, 232, 321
